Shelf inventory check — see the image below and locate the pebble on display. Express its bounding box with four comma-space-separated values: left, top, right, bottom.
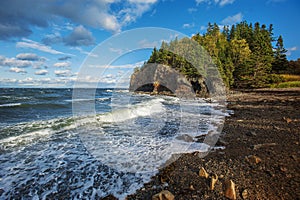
246, 131, 257, 137
291, 155, 297, 161
280, 166, 288, 172
225, 180, 236, 200
253, 143, 277, 150
199, 167, 209, 179
210, 174, 218, 190
242, 189, 248, 199
189, 184, 195, 190
246, 155, 262, 164
152, 190, 175, 200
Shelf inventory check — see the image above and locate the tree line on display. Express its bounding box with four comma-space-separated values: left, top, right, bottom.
145, 21, 299, 88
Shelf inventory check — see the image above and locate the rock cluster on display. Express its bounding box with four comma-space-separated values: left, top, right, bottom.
198, 167, 237, 200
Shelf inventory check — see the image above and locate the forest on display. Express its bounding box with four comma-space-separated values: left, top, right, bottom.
144, 21, 300, 89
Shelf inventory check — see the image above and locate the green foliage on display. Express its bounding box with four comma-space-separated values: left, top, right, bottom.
272, 35, 289, 73
146, 21, 294, 89
268, 74, 284, 84
284, 59, 300, 75
270, 81, 300, 88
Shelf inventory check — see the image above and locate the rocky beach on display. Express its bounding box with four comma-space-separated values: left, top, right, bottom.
123, 88, 300, 200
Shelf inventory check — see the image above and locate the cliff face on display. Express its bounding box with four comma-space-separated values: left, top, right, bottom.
129, 63, 208, 97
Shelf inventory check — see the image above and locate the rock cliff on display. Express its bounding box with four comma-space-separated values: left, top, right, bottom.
129, 63, 208, 97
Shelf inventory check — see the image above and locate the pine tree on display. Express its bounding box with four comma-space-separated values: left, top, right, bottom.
272, 35, 289, 73
148, 47, 159, 63
249, 23, 274, 87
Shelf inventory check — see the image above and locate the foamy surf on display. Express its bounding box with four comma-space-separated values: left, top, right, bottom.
97, 98, 165, 123
0, 88, 229, 200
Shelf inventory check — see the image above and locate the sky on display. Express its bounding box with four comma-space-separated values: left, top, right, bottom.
0, 0, 299, 88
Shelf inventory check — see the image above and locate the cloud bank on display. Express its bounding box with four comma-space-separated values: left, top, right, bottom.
0, 0, 158, 40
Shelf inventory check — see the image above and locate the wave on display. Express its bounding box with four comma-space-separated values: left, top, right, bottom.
65, 99, 94, 102
65, 97, 111, 102
0, 96, 31, 100
96, 97, 111, 102
97, 98, 165, 123
114, 89, 129, 93
0, 94, 229, 199
0, 117, 76, 147
0, 103, 22, 108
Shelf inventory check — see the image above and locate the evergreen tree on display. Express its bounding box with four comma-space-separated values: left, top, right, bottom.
229, 25, 235, 40
145, 21, 289, 89
248, 23, 274, 87
272, 35, 289, 73
229, 39, 251, 87
148, 47, 159, 63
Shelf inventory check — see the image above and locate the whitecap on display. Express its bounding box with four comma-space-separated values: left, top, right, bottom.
0, 103, 22, 108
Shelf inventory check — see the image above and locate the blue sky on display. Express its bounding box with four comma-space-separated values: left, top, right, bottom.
0, 0, 299, 88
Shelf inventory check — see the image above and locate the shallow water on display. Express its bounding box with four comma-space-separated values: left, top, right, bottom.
0, 88, 228, 199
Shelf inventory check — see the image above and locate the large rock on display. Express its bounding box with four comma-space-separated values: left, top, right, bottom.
129, 63, 208, 97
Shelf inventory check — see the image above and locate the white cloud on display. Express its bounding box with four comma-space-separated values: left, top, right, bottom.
0, 55, 32, 68
90, 61, 144, 69
0, 78, 18, 84
9, 67, 27, 74
188, 8, 197, 13
72, 47, 98, 57
42, 32, 63, 45
109, 47, 125, 55
16, 39, 67, 55
221, 12, 243, 25
118, 0, 158, 26
288, 46, 297, 51
55, 70, 72, 77
58, 56, 72, 61
286, 46, 297, 56
200, 25, 207, 31
218, 0, 235, 6
0, 54, 46, 70
19, 77, 34, 84
182, 23, 195, 29
63, 25, 95, 46
53, 61, 71, 68
196, 0, 208, 5
196, 0, 235, 6
0, 77, 76, 87
0, 0, 158, 40
138, 39, 160, 48
128, 0, 157, 3
35, 69, 48, 75
16, 53, 41, 61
